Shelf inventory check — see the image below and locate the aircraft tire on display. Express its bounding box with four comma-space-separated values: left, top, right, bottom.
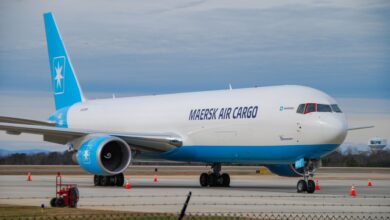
108, 176, 116, 186
199, 173, 208, 187
297, 179, 307, 193
115, 173, 124, 187
208, 173, 217, 187
94, 175, 100, 186
216, 175, 224, 187
307, 180, 315, 193
221, 173, 230, 187
100, 176, 109, 186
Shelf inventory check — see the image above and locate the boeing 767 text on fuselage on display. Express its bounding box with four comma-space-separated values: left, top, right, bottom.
0, 12, 371, 193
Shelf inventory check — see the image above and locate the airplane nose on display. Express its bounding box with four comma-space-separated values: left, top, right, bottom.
318, 114, 348, 144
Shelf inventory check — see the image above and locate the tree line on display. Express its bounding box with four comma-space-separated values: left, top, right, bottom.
0, 150, 390, 167
0, 151, 75, 165
321, 150, 390, 167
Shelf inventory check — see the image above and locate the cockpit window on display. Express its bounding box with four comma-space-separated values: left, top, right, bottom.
317, 104, 332, 112
305, 103, 316, 114
296, 104, 305, 114
331, 104, 342, 113
296, 103, 342, 114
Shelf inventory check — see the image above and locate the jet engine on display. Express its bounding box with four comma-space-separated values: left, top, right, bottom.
75, 135, 131, 176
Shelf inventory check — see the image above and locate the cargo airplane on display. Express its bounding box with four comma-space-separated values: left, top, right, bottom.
0, 12, 372, 193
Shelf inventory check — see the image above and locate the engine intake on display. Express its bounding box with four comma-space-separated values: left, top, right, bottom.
76, 135, 131, 176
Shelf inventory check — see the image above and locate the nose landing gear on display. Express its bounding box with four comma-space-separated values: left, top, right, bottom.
296, 160, 317, 193
199, 163, 230, 187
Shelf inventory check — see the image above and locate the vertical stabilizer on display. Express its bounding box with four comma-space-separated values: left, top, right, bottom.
43, 12, 85, 110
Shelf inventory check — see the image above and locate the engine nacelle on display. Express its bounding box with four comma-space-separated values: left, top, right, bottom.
76, 135, 131, 176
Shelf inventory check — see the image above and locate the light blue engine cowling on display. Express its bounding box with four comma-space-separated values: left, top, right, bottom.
76, 135, 132, 176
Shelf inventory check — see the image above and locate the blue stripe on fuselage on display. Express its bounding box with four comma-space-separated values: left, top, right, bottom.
160, 144, 339, 164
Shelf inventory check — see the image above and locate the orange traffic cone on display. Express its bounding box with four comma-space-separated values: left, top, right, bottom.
125, 178, 131, 189
27, 172, 31, 182
350, 184, 356, 197
368, 179, 372, 187
153, 175, 158, 182
315, 178, 320, 190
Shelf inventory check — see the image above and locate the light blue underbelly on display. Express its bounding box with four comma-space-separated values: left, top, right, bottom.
160, 144, 339, 164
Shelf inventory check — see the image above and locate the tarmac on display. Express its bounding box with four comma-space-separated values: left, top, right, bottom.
0, 166, 390, 217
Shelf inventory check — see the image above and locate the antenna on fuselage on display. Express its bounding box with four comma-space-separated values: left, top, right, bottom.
229, 83, 233, 90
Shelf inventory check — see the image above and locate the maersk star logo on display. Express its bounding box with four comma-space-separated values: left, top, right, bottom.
55, 63, 63, 87
52, 56, 66, 94
83, 149, 90, 162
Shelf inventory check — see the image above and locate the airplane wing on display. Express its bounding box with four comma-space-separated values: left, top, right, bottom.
0, 122, 182, 152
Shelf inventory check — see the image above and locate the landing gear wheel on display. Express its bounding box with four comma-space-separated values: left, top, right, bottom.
201, 163, 231, 187
307, 180, 315, 194
94, 175, 101, 186
115, 173, 124, 186
200, 173, 208, 187
216, 175, 224, 187
94, 174, 125, 187
297, 179, 307, 193
208, 173, 217, 187
221, 173, 230, 187
100, 176, 109, 186
50, 198, 57, 207
108, 176, 116, 186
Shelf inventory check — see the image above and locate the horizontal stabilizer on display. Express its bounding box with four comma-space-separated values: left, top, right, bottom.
348, 125, 374, 131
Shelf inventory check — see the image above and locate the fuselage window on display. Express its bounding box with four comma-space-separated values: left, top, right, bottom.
296, 104, 305, 114
304, 103, 316, 114
331, 104, 342, 113
317, 104, 332, 112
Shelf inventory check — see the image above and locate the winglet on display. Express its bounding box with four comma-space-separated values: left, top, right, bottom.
43, 12, 85, 110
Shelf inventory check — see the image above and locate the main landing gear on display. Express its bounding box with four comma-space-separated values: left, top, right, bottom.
94, 173, 124, 187
296, 160, 316, 194
199, 163, 230, 187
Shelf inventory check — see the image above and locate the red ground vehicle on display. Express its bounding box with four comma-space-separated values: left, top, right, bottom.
50, 172, 79, 208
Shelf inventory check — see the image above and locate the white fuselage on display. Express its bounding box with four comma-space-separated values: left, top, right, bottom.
65, 85, 348, 164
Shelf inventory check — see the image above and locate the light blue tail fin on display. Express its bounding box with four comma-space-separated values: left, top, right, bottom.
43, 12, 85, 110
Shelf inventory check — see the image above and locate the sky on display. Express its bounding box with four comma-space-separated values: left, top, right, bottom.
0, 0, 389, 151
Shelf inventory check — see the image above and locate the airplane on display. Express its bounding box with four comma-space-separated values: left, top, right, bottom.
0, 12, 372, 193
